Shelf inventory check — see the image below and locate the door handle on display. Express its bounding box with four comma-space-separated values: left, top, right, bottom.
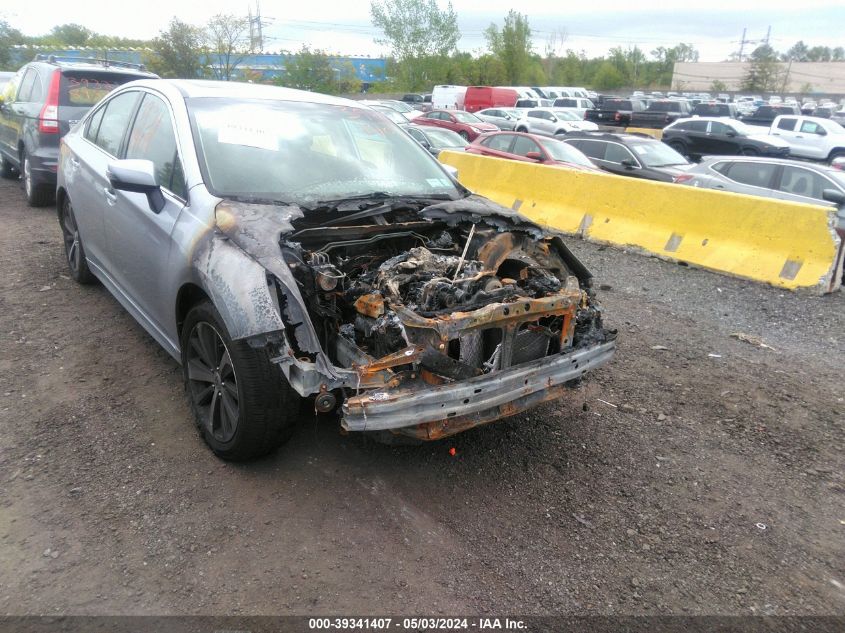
795, 135, 804, 138
70, 157, 80, 168
103, 186, 117, 205
713, 184, 725, 189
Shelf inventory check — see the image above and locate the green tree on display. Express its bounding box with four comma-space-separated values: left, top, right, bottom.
370, 0, 459, 90
280, 46, 337, 93
592, 61, 624, 90
205, 14, 250, 81
47, 23, 93, 47
742, 44, 783, 92
474, 54, 507, 85
807, 46, 832, 62
0, 20, 24, 71
484, 10, 533, 84
145, 18, 206, 79
833, 47, 845, 62
710, 79, 728, 93
784, 40, 809, 62
651, 43, 699, 86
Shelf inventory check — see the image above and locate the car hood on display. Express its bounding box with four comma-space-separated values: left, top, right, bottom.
649, 163, 694, 176
747, 134, 790, 147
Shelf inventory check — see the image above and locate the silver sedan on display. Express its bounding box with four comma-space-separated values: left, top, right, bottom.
56, 80, 616, 459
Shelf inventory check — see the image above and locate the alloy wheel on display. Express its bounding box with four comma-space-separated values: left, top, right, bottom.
60, 201, 82, 274
23, 156, 32, 198
186, 322, 240, 443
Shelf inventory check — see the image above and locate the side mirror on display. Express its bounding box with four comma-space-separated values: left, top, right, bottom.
725, 129, 737, 137
822, 188, 845, 205
107, 159, 165, 214
817, 128, 828, 136
525, 151, 543, 161
620, 158, 637, 169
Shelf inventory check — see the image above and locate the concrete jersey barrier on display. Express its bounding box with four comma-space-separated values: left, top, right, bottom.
439, 151, 843, 293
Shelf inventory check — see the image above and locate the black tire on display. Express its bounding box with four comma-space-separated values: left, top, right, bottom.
1, 156, 17, 180
741, 147, 760, 156
21, 150, 53, 207
667, 140, 687, 156
59, 196, 96, 285
516, 126, 528, 133
181, 301, 298, 460
458, 130, 469, 141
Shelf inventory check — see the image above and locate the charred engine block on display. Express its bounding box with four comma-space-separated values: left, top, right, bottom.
282, 222, 604, 381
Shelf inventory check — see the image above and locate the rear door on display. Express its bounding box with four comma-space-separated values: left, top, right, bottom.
5, 68, 42, 163
475, 133, 517, 159
105, 90, 188, 334
718, 160, 780, 198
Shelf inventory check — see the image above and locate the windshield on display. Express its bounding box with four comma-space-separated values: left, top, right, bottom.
629, 141, 688, 167
188, 98, 462, 206
385, 101, 413, 113
538, 139, 594, 167
421, 128, 469, 148
452, 111, 483, 124
552, 110, 581, 121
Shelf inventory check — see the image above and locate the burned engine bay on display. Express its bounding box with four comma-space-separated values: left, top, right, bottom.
273, 199, 613, 414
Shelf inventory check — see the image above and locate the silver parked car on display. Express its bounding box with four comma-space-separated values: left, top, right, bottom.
474, 107, 522, 130
674, 156, 845, 207
57, 80, 616, 459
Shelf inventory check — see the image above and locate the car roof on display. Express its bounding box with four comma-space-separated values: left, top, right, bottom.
699, 155, 845, 173
129, 79, 369, 109
562, 131, 659, 143
27, 58, 157, 78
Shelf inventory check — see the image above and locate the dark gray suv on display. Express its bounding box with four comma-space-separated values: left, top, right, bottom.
0, 55, 157, 206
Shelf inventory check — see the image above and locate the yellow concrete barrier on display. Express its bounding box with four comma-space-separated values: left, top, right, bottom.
439, 151, 843, 293
625, 127, 663, 139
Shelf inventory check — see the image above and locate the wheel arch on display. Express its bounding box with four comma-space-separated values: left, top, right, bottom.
827, 147, 845, 161
175, 282, 212, 340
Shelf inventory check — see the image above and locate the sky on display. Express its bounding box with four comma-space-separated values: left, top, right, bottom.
3, 0, 844, 61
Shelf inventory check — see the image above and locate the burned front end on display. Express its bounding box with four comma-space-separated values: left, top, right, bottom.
218, 197, 616, 440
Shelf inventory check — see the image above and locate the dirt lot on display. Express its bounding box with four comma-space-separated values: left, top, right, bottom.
0, 175, 843, 616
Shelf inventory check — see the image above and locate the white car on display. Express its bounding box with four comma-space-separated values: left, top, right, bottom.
514, 108, 598, 137
550, 97, 595, 119
770, 115, 845, 162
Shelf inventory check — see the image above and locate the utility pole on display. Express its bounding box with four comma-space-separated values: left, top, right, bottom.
248, 2, 264, 53
738, 28, 747, 62
781, 57, 793, 94
764, 25, 771, 47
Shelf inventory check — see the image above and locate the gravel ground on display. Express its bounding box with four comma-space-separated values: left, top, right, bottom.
0, 176, 843, 616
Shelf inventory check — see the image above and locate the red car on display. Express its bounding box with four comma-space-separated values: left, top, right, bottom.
415, 109, 499, 141
466, 131, 599, 171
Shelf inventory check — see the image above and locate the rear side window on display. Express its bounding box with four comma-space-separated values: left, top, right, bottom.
577, 140, 606, 160
777, 118, 797, 131
711, 161, 730, 175
512, 135, 541, 157
84, 105, 106, 143
17, 69, 39, 102
92, 91, 141, 156
482, 134, 514, 152
125, 93, 186, 199
604, 143, 635, 164
60, 72, 141, 107
724, 162, 777, 188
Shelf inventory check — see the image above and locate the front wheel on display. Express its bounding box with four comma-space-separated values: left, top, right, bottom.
181, 301, 298, 460
741, 147, 760, 156
59, 196, 96, 284
667, 140, 688, 156
458, 130, 469, 141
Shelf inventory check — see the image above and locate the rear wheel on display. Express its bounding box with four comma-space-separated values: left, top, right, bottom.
1, 156, 17, 180
181, 301, 298, 460
21, 150, 53, 207
458, 130, 469, 141
667, 140, 688, 156
741, 147, 760, 156
59, 196, 95, 284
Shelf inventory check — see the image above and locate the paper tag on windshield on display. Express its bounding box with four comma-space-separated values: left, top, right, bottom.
218, 122, 279, 152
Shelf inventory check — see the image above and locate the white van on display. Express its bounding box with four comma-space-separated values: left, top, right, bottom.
431, 85, 467, 110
